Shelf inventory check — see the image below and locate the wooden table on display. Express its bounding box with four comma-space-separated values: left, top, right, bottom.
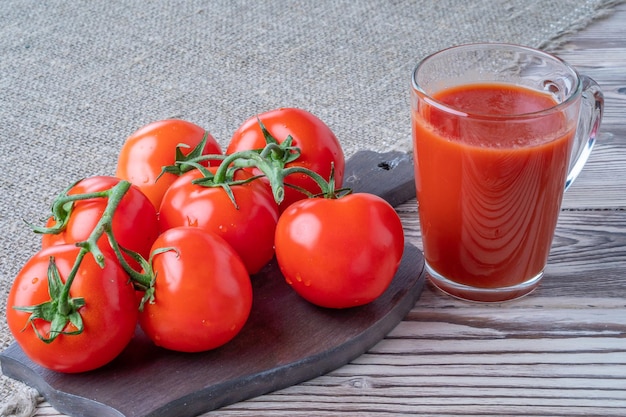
36, 4, 626, 416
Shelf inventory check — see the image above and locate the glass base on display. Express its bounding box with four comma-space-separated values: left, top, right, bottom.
425, 262, 543, 303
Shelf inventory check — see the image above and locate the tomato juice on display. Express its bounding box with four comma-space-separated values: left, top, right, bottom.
412, 83, 576, 294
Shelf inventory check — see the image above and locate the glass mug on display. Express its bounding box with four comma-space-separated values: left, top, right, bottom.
410, 43, 603, 302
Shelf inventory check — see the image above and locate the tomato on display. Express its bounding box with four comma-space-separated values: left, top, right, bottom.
274, 193, 405, 309
226, 108, 345, 212
158, 168, 279, 275
116, 119, 222, 210
41, 176, 159, 270
6, 244, 138, 373
139, 227, 252, 352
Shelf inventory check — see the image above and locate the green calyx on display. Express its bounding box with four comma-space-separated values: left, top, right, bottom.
157, 131, 226, 181
14, 257, 85, 343
136, 246, 178, 312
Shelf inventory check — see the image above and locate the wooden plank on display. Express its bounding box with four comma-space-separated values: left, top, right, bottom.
553, 3, 626, 209
560, 128, 626, 209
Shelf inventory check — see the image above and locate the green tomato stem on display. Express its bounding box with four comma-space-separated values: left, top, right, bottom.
281, 166, 331, 197
56, 180, 133, 311
55, 249, 88, 317
226, 151, 287, 204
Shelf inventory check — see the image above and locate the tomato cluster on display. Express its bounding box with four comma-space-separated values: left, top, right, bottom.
6, 107, 405, 373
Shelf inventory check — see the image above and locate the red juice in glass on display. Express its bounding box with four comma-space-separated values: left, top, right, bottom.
410, 44, 602, 302
413, 83, 575, 301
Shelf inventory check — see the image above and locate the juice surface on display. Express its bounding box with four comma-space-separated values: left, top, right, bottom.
413, 83, 575, 288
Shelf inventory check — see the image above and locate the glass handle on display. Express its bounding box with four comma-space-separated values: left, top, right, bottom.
565, 74, 604, 191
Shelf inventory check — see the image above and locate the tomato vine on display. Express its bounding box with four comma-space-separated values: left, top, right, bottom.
15, 180, 154, 342
167, 119, 352, 206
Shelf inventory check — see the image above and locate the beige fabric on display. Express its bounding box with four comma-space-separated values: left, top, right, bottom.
0, 0, 623, 414
0, 387, 39, 417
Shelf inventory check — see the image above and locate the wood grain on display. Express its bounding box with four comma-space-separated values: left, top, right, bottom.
557, 3, 626, 210
34, 2, 626, 416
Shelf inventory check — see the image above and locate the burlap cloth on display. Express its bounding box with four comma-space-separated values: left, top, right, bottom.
1, 0, 623, 415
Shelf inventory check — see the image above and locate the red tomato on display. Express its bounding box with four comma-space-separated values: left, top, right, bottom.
226, 108, 345, 212
41, 176, 159, 270
116, 119, 222, 210
274, 193, 405, 309
158, 168, 279, 275
6, 244, 138, 373
139, 227, 252, 352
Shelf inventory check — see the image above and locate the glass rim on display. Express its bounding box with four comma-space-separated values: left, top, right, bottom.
411, 42, 583, 120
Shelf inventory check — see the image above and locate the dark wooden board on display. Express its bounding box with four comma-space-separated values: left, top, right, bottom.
0, 150, 425, 417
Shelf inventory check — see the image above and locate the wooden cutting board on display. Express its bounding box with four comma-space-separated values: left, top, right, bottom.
0, 150, 425, 417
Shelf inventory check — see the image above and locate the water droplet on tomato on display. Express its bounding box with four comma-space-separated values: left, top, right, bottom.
295, 273, 302, 283
31, 277, 39, 284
